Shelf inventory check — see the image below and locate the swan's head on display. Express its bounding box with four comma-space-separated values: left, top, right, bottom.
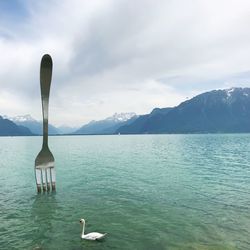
79, 218, 85, 224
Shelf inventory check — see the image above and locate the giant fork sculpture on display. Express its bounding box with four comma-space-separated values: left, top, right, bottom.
35, 54, 56, 193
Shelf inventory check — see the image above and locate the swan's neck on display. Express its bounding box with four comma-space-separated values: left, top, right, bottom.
81, 222, 85, 236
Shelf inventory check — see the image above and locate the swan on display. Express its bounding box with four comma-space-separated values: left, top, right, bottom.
79, 218, 107, 240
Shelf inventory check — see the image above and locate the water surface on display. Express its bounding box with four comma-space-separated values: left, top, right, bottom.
0, 134, 249, 249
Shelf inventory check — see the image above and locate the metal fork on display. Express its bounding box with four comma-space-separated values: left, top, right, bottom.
35, 54, 56, 193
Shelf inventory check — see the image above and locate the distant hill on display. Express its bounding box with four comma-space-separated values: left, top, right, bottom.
57, 125, 79, 134
74, 112, 137, 134
0, 116, 33, 136
116, 108, 173, 134
5, 115, 59, 135
117, 88, 250, 134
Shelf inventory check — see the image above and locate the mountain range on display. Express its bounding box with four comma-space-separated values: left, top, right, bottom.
74, 112, 137, 134
0, 116, 33, 136
3, 115, 77, 135
1, 87, 250, 136
4, 115, 59, 135
117, 87, 250, 134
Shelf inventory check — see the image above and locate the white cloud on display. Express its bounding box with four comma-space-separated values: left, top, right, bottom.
1, 0, 250, 126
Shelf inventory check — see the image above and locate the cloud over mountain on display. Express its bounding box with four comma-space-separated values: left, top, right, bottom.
1, 0, 250, 126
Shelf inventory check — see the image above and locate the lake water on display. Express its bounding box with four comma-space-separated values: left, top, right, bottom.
0, 134, 250, 250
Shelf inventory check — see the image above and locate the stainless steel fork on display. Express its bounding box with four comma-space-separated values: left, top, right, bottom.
35, 54, 55, 193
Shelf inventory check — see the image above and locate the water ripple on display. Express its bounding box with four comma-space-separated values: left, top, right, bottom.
0, 135, 249, 249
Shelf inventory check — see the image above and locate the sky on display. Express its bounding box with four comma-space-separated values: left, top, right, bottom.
1, 0, 250, 127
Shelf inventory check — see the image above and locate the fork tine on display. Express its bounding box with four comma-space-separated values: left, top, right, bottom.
35, 169, 42, 193
46, 168, 51, 191
51, 168, 56, 191
42, 169, 47, 192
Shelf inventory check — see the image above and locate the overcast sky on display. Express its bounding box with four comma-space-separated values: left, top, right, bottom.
1, 0, 250, 126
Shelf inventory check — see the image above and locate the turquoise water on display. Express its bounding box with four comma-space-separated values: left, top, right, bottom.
0, 135, 250, 250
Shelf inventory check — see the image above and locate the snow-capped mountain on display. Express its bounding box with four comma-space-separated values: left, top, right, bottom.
74, 112, 137, 134
5, 114, 59, 135
3, 114, 36, 122
105, 112, 137, 122
225, 87, 250, 100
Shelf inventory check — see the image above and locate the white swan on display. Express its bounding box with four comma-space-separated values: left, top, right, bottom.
79, 218, 107, 240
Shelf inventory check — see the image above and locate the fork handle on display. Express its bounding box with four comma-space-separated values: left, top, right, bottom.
40, 54, 53, 147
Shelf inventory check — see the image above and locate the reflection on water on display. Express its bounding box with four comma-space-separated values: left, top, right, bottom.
31, 193, 59, 249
